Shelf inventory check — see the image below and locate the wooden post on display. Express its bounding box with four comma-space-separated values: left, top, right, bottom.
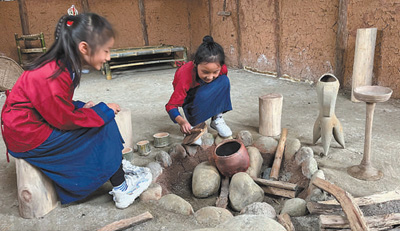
270, 128, 288, 180
80, 0, 90, 13
334, 0, 349, 86
115, 108, 133, 149
15, 158, 58, 218
259, 93, 283, 137
138, 0, 149, 46
351, 28, 377, 102
17, 0, 30, 35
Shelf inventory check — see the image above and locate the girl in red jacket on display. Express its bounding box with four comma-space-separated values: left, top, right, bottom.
166, 36, 233, 144
1, 13, 151, 209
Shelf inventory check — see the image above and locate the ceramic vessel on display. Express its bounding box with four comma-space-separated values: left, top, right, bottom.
313, 73, 345, 155
212, 139, 250, 177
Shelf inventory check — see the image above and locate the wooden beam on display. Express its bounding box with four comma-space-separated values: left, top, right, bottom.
334, 0, 348, 86
138, 0, 149, 46
313, 177, 369, 231
80, 0, 90, 13
97, 211, 153, 231
308, 190, 400, 215
320, 213, 400, 230
17, 0, 30, 35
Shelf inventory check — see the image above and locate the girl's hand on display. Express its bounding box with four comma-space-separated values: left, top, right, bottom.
83, 101, 95, 108
107, 103, 121, 115
175, 116, 192, 134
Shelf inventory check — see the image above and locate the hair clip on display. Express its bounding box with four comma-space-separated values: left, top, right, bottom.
67, 21, 73, 26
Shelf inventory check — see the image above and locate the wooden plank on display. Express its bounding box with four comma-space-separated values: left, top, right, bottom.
97, 211, 153, 231
308, 190, 400, 215
260, 186, 296, 199
334, 0, 348, 85
313, 177, 369, 231
320, 213, 400, 230
270, 128, 288, 180
216, 176, 230, 208
253, 178, 298, 191
277, 213, 295, 231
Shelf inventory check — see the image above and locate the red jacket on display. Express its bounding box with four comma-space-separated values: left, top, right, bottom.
1, 61, 110, 153
165, 61, 228, 122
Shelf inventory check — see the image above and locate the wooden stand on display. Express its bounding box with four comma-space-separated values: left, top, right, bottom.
351, 28, 377, 102
137, 140, 151, 156
259, 93, 283, 137
15, 158, 58, 218
115, 108, 133, 149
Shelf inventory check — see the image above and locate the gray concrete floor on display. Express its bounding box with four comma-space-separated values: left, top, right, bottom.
0, 64, 399, 230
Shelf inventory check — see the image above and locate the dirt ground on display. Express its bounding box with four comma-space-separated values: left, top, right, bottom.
0, 64, 399, 231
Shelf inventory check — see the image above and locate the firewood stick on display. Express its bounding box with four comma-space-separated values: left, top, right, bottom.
312, 177, 369, 231
216, 176, 230, 208
253, 177, 298, 191
277, 213, 295, 231
97, 211, 153, 231
270, 128, 288, 180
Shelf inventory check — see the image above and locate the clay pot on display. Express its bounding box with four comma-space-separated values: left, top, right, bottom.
212, 139, 250, 177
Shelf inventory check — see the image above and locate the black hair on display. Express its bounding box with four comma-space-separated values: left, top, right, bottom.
193, 35, 225, 66
25, 13, 115, 86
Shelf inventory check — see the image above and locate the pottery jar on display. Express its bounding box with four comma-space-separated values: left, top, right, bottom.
212, 139, 250, 177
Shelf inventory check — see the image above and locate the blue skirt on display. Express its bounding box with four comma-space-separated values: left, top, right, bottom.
183, 75, 232, 126
9, 120, 123, 204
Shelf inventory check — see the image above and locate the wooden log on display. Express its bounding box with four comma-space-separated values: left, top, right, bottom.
137, 140, 151, 156
253, 177, 298, 191
312, 177, 369, 231
259, 93, 283, 137
351, 28, 377, 102
260, 185, 296, 199
277, 213, 295, 231
15, 158, 58, 218
216, 176, 230, 208
153, 132, 170, 148
308, 190, 400, 215
320, 213, 400, 230
115, 108, 133, 149
97, 211, 153, 231
270, 128, 288, 180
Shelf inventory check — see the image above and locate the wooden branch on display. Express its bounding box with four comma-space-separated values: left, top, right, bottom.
320, 213, 400, 230
253, 178, 298, 191
270, 128, 288, 180
312, 177, 369, 231
216, 176, 230, 208
260, 186, 296, 199
277, 213, 295, 231
97, 211, 153, 231
308, 190, 400, 215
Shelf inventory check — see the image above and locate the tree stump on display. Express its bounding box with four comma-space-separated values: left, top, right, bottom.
15, 158, 58, 218
351, 28, 377, 102
259, 93, 283, 137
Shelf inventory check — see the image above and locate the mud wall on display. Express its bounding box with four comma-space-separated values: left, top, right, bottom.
0, 0, 399, 98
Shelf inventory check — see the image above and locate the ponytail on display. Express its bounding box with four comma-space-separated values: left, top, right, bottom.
194, 35, 225, 66
25, 13, 115, 87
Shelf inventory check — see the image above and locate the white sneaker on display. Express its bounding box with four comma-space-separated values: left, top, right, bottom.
109, 168, 152, 209
122, 159, 148, 176
210, 115, 232, 137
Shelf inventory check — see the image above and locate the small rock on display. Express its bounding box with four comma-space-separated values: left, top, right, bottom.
240, 202, 276, 219
261, 167, 272, 180
295, 147, 314, 165
146, 162, 163, 183
301, 157, 318, 179
306, 188, 327, 202
183, 144, 198, 156
280, 198, 308, 217
192, 162, 221, 198
229, 172, 264, 211
158, 194, 194, 215
139, 183, 162, 202
284, 138, 301, 160
246, 147, 263, 178
304, 170, 326, 202
194, 206, 233, 227
253, 137, 278, 166
215, 135, 233, 145
216, 214, 286, 231
155, 150, 172, 168
202, 133, 215, 147
169, 143, 187, 160
237, 130, 253, 146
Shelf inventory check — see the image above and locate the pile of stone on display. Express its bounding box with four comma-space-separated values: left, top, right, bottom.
135, 130, 330, 230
